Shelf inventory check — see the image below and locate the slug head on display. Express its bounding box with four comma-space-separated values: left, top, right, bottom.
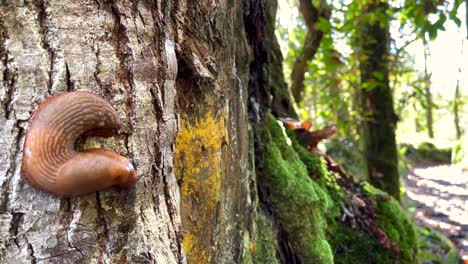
55, 149, 136, 198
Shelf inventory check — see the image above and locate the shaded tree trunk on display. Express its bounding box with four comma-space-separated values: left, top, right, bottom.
359, 1, 400, 200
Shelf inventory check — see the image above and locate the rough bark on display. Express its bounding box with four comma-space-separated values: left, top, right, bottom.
290, 0, 330, 105
359, 1, 400, 200
173, 1, 254, 263
0, 1, 183, 263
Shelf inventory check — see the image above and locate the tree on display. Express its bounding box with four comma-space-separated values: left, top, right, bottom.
0, 1, 184, 262
359, 1, 400, 200
422, 37, 434, 138
0, 0, 260, 262
290, 0, 331, 105
453, 39, 464, 139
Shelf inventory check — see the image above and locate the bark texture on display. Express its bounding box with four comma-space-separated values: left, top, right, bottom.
359, 1, 400, 200
0, 1, 183, 263
173, 1, 253, 263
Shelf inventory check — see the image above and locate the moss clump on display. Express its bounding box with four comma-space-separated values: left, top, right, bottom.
363, 183, 418, 263
260, 114, 334, 263
328, 220, 393, 264
417, 226, 460, 264
253, 211, 280, 264
256, 114, 420, 263
401, 142, 452, 164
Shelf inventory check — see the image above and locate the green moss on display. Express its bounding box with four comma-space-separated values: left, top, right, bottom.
253, 211, 280, 264
363, 183, 418, 263
257, 114, 420, 263
401, 142, 452, 164
417, 226, 460, 264
328, 220, 393, 264
260, 114, 334, 263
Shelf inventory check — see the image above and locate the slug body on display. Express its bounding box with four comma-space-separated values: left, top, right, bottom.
21, 92, 136, 198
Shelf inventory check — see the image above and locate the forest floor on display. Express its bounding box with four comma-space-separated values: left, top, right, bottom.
403, 163, 468, 262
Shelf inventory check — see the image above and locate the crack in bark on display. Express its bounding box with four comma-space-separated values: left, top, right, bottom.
92, 44, 112, 96
61, 199, 85, 260
0, 21, 17, 120
35, 0, 55, 95
162, 170, 183, 261
9, 212, 24, 248
95, 192, 110, 263
25, 237, 37, 264
109, 2, 135, 132
0, 122, 24, 214
64, 62, 74, 92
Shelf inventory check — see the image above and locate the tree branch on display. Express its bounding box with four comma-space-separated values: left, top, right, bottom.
290, 0, 331, 104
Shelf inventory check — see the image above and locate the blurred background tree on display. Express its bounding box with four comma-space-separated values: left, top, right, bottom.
276, 0, 466, 186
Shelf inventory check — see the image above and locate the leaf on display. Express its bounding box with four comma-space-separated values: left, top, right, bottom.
373, 72, 385, 81
428, 27, 437, 40
315, 17, 332, 33
449, 14, 462, 27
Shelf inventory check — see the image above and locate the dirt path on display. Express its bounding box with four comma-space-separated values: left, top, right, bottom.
404, 163, 468, 262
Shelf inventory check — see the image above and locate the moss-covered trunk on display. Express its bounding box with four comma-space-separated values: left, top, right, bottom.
359, 1, 400, 200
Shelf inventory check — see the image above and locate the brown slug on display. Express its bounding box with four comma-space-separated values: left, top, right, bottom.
21, 91, 137, 198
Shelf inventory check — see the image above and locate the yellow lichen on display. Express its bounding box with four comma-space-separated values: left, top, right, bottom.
175, 111, 226, 264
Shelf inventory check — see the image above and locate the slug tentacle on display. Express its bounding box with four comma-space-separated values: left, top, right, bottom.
21, 92, 137, 198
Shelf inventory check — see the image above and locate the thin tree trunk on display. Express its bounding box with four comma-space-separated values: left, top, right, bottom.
466, 0, 468, 39
454, 83, 462, 139
359, 1, 400, 200
454, 39, 464, 139
423, 37, 434, 138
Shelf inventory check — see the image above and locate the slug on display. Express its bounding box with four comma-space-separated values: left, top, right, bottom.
21, 91, 137, 198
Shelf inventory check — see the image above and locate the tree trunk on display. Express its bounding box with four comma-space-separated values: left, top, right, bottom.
454, 83, 462, 139
423, 37, 434, 138
0, 0, 272, 263
359, 1, 400, 200
454, 39, 464, 140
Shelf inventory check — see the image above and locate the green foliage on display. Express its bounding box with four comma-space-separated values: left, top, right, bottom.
276, 0, 465, 150
398, 0, 464, 40
325, 138, 367, 180
452, 139, 465, 163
